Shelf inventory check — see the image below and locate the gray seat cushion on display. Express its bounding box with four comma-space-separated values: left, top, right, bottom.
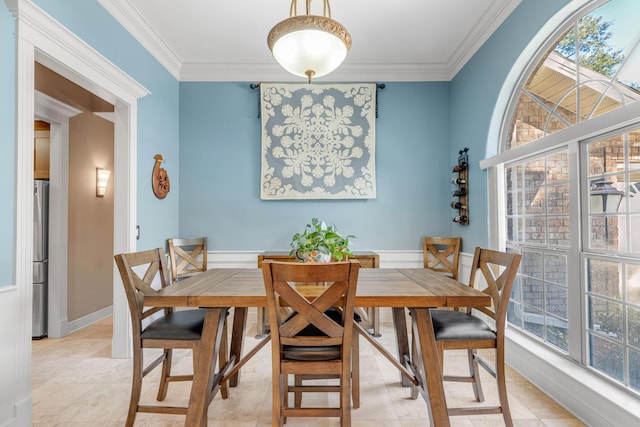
430, 309, 496, 341
141, 309, 205, 340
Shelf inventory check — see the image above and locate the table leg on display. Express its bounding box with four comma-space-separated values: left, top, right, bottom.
392, 307, 411, 387
229, 306, 248, 387
185, 307, 227, 427
410, 308, 450, 427
255, 307, 268, 338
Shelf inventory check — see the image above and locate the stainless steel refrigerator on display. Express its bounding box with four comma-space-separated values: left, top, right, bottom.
33, 179, 49, 339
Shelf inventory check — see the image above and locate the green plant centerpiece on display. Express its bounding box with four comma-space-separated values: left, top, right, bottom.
289, 218, 356, 262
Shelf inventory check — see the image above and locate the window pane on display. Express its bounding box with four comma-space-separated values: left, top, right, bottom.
629, 305, 640, 348
587, 258, 622, 299
548, 184, 569, 214
523, 277, 544, 311
589, 216, 623, 251
546, 284, 568, 318
508, 302, 523, 328
547, 151, 569, 181
630, 348, 640, 391
506, 93, 549, 149
507, 217, 521, 242
506, 191, 517, 215
544, 253, 568, 286
548, 215, 570, 246
590, 333, 624, 382
524, 306, 545, 339
525, 188, 546, 214
589, 296, 623, 339
524, 217, 546, 244
627, 264, 640, 304
547, 319, 569, 351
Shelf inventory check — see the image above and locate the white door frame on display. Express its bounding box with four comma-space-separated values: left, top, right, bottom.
10, 0, 149, 384
34, 91, 80, 339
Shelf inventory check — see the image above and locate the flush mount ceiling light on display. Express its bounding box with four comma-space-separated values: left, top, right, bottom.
268, 0, 351, 83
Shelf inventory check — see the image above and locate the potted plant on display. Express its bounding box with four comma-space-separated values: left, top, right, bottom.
289, 218, 356, 262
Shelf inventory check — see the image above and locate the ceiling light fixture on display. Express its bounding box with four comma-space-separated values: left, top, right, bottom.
268, 0, 351, 83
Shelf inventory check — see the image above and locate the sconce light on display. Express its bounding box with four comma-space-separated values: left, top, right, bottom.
96, 167, 111, 197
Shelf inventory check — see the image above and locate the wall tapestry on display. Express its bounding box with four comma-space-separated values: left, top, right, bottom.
260, 83, 376, 200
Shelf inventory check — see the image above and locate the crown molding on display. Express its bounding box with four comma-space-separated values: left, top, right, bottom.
98, 0, 182, 80
447, 0, 523, 78
179, 62, 452, 83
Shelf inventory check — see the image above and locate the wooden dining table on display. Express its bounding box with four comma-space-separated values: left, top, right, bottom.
144, 267, 491, 427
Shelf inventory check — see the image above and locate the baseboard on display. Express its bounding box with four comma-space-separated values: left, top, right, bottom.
62, 305, 112, 336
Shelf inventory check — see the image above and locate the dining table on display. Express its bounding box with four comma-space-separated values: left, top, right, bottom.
144, 266, 491, 427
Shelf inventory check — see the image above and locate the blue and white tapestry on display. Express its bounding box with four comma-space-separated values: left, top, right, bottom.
260, 83, 376, 200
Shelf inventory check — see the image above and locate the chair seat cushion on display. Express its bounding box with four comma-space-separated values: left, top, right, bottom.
141, 309, 205, 340
283, 345, 340, 361
430, 309, 496, 341
282, 308, 344, 361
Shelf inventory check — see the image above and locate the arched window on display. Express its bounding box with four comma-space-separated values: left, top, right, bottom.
499, 0, 640, 393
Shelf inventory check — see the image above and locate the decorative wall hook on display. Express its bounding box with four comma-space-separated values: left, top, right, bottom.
152, 154, 170, 199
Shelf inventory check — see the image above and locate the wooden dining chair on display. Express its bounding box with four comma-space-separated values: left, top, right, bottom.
167, 237, 207, 282
114, 247, 229, 426
261, 260, 360, 427
426, 247, 522, 426
423, 236, 462, 280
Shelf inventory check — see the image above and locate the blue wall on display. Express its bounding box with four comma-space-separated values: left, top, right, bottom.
179, 82, 452, 251
1, 0, 578, 266
33, 0, 181, 251
0, 5, 16, 285
449, 0, 573, 251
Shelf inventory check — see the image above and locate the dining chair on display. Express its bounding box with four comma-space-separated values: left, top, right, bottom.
114, 247, 229, 426
167, 236, 207, 282
261, 260, 360, 427
423, 236, 462, 280
424, 247, 522, 426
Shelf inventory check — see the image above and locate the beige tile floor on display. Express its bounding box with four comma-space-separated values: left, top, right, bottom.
32, 314, 586, 426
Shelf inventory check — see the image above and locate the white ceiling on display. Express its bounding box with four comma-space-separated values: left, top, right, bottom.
98, 0, 522, 82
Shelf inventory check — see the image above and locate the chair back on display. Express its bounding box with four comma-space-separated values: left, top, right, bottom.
468, 247, 522, 329
423, 236, 462, 280
167, 237, 207, 282
114, 248, 172, 337
261, 260, 360, 353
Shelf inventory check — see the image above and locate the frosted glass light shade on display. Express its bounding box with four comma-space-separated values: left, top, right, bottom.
268, 14, 351, 81
96, 168, 111, 197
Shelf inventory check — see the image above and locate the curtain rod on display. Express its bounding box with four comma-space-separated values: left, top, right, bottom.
250, 83, 385, 90
250, 83, 385, 118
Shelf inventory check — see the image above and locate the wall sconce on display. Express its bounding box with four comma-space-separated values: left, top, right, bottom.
96, 167, 111, 197
589, 180, 624, 213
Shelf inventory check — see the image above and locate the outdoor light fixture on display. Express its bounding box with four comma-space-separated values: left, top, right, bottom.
590, 180, 624, 213
268, 0, 351, 83
96, 168, 111, 197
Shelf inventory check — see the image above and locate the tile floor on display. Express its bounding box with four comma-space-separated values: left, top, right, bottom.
31, 313, 586, 426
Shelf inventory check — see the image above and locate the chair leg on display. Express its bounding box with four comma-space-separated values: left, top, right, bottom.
351, 330, 360, 409
218, 319, 229, 399
126, 349, 143, 427
281, 373, 287, 426
467, 349, 484, 402
293, 374, 303, 408
496, 348, 513, 427
156, 348, 172, 400
340, 365, 352, 427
